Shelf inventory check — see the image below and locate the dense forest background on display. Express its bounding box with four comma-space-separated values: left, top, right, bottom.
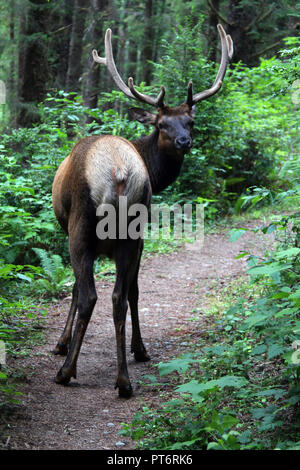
0, 0, 299, 450
0, 0, 299, 212
0, 0, 299, 127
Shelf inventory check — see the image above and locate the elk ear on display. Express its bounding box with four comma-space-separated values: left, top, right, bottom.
128, 107, 157, 125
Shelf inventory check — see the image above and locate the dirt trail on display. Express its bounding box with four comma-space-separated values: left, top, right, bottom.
3, 221, 272, 450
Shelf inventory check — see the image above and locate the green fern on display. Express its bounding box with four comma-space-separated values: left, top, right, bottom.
32, 248, 72, 296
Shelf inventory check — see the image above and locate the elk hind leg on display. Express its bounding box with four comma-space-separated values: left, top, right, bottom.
55, 251, 97, 385
52, 281, 78, 356
129, 240, 150, 362
113, 239, 141, 398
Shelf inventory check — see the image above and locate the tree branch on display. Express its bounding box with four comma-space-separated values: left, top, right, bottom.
257, 4, 276, 25
250, 40, 282, 58
49, 24, 72, 36
207, 0, 233, 27
244, 4, 276, 32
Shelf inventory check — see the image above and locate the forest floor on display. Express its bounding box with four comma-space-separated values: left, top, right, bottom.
1, 218, 274, 450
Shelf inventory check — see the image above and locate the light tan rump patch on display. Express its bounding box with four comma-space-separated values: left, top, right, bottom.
85, 136, 148, 207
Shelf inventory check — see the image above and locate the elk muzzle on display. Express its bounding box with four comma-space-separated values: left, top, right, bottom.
174, 135, 192, 150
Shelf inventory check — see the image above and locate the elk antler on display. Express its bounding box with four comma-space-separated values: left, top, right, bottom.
93, 28, 165, 108
186, 24, 233, 107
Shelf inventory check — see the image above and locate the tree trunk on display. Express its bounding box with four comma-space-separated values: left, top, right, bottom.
83, 0, 108, 122
17, 0, 51, 127
9, 0, 16, 125
66, 0, 89, 92
227, 0, 256, 66
152, 0, 166, 65
142, 0, 153, 84
50, 0, 74, 91
207, 0, 220, 62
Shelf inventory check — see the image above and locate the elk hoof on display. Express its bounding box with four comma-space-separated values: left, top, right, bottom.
115, 378, 133, 398
52, 342, 69, 356
55, 369, 71, 385
55, 366, 76, 385
118, 384, 133, 399
134, 350, 151, 362
131, 346, 151, 362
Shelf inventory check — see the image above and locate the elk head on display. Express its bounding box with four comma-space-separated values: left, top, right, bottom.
92, 25, 233, 158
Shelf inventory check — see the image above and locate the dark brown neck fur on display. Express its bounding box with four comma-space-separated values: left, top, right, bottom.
131, 129, 184, 194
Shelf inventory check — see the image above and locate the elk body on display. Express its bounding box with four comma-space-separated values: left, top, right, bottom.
52, 25, 233, 398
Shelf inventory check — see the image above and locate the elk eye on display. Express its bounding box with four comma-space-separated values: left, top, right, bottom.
158, 122, 164, 129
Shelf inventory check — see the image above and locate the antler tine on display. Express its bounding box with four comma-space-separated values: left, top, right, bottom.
93, 28, 165, 108
213, 24, 230, 85
128, 77, 165, 108
93, 28, 134, 99
226, 34, 234, 60
187, 24, 233, 105
92, 49, 106, 65
186, 81, 194, 108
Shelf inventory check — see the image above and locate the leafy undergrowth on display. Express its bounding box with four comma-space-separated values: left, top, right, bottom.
121, 212, 300, 450
0, 299, 48, 409
0, 249, 72, 409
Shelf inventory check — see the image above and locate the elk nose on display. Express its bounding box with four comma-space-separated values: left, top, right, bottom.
175, 136, 192, 149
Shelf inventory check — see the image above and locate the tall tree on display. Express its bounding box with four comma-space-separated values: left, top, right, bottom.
141, 0, 154, 84
9, 0, 17, 125
17, 0, 52, 127
66, 0, 89, 92
207, 0, 220, 62
226, 0, 257, 65
206, 0, 289, 66
83, 0, 108, 121
50, 0, 74, 91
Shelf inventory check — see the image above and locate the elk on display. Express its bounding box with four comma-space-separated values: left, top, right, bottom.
52, 24, 233, 398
